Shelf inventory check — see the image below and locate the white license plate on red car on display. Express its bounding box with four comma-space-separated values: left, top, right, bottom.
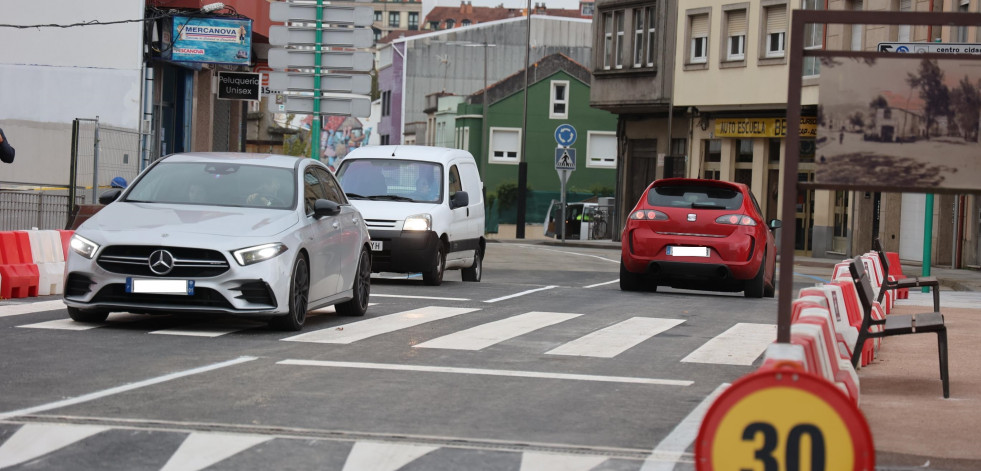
370, 241, 383, 251
667, 246, 709, 257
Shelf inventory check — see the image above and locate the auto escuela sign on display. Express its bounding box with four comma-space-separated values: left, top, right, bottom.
715, 117, 818, 138
218, 72, 260, 101
169, 16, 252, 65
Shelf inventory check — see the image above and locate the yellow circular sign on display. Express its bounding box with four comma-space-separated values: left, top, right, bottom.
696, 369, 874, 470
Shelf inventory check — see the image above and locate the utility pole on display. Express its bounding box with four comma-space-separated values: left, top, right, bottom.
516, 1, 532, 239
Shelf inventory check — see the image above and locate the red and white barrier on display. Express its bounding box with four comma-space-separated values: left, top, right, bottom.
0, 231, 40, 299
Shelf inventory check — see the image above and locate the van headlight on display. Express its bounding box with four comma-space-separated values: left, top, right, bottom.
403, 214, 432, 231
233, 243, 288, 266
69, 234, 100, 259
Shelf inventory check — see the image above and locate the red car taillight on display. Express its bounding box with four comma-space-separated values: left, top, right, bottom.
630, 209, 668, 221
715, 214, 757, 226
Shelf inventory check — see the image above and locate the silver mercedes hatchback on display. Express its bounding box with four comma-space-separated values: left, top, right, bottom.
63, 152, 372, 331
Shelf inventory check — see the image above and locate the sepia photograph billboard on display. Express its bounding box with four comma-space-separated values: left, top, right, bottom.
816, 57, 981, 192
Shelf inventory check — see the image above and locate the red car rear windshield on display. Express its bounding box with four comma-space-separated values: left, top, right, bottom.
647, 185, 743, 210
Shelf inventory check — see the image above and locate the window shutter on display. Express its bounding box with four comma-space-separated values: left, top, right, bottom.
766, 6, 786, 34
691, 14, 708, 38
728, 10, 747, 36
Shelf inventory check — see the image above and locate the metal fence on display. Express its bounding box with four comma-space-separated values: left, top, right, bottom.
0, 191, 86, 231
71, 118, 142, 203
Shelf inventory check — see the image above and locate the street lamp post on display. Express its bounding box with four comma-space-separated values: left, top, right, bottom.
516, 0, 532, 239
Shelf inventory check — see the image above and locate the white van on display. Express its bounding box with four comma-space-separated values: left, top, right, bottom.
335, 146, 485, 285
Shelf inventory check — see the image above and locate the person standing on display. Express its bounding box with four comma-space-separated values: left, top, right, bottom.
0, 127, 14, 164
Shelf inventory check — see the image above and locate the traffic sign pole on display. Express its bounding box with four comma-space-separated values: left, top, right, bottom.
310, 0, 323, 161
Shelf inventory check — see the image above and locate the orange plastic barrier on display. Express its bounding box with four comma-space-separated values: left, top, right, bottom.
0, 231, 40, 298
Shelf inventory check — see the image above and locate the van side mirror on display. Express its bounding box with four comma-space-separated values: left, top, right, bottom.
450, 191, 469, 209
768, 219, 782, 230
99, 189, 123, 205
313, 199, 341, 218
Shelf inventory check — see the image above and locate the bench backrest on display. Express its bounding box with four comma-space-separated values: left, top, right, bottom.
871, 238, 890, 304
848, 256, 877, 367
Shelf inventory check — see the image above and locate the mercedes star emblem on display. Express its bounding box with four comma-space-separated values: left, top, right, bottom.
148, 249, 176, 275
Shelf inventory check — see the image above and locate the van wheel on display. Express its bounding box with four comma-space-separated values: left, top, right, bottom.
462, 249, 482, 282
423, 244, 445, 286
67, 307, 109, 323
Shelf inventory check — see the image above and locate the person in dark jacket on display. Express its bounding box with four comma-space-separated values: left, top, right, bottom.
0, 127, 14, 163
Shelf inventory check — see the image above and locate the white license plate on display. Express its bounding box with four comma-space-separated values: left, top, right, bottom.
667, 246, 709, 257
126, 278, 194, 295
370, 240, 383, 251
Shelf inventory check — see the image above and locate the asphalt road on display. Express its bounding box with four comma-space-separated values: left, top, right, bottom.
0, 242, 822, 471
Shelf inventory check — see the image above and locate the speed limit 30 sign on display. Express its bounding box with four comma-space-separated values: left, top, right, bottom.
695, 368, 874, 470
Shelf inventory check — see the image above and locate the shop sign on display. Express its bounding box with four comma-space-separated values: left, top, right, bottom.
715, 117, 818, 138
168, 16, 252, 66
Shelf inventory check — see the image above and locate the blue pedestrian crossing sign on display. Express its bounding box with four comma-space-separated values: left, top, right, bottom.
554, 124, 577, 147
555, 147, 576, 170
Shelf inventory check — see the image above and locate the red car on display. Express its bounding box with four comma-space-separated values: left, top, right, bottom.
620, 178, 780, 297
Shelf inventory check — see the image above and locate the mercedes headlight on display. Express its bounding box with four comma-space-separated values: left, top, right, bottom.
69, 234, 100, 259
403, 213, 432, 231
233, 243, 288, 266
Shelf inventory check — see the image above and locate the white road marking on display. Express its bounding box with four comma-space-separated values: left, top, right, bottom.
415, 311, 580, 351
0, 300, 66, 318
484, 285, 557, 303
150, 320, 266, 337
511, 244, 619, 263
278, 360, 693, 386
159, 432, 273, 471
0, 356, 258, 420
341, 441, 439, 471
281, 307, 479, 344
583, 279, 619, 288
546, 317, 685, 358
681, 323, 776, 365
520, 452, 607, 471
371, 294, 470, 301
640, 383, 729, 471
17, 313, 146, 331
0, 423, 109, 469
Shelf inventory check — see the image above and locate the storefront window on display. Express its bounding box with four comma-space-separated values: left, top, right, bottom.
736, 139, 753, 162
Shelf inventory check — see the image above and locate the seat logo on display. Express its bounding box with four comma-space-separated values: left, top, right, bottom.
688, 214, 697, 222
148, 250, 175, 275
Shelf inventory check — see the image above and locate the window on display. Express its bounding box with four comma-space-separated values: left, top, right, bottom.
429, 21, 440, 30
455, 126, 470, 150
581, 2, 595, 16
614, 11, 624, 68
645, 6, 657, 66
449, 166, 463, 194
957, 0, 969, 43
489, 127, 521, 164
762, 3, 787, 58
382, 90, 391, 117
374, 10, 382, 23
462, 19, 471, 26
802, 0, 823, 77
549, 80, 569, 119
381, 134, 390, 145
445, 19, 456, 28
303, 170, 329, 215
408, 12, 419, 30
725, 8, 747, 61
603, 12, 613, 69
388, 12, 400, 28
689, 13, 709, 64
633, 9, 645, 67
849, 0, 864, 51
587, 132, 617, 168
736, 139, 754, 163
373, 27, 381, 41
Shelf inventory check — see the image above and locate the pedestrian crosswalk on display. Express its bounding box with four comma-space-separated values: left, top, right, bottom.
0, 421, 652, 471
3, 298, 776, 366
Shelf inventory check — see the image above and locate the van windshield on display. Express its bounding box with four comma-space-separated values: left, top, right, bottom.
336, 159, 443, 204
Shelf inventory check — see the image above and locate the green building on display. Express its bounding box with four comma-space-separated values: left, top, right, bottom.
451, 53, 618, 227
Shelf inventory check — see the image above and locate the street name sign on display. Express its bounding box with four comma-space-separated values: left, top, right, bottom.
270, 3, 373, 23
268, 49, 373, 71
270, 94, 370, 117
270, 27, 373, 48
878, 42, 981, 54
217, 71, 260, 101
268, 72, 370, 95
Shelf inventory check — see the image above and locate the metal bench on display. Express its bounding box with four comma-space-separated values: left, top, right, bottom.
873, 238, 940, 312
849, 256, 949, 398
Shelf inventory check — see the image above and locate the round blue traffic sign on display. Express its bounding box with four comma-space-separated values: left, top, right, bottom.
555, 124, 577, 147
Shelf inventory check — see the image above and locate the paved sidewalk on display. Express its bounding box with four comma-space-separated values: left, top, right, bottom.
488, 228, 981, 469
